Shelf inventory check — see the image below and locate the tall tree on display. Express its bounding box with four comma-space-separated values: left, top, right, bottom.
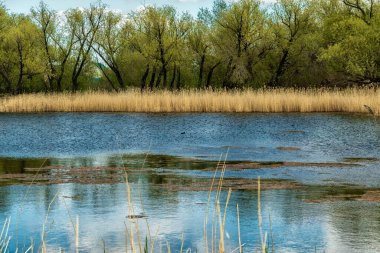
213, 0, 267, 89
269, 0, 317, 87
66, 2, 105, 92
319, 0, 380, 84
131, 6, 190, 90
93, 10, 131, 91
31, 2, 77, 92
0, 15, 43, 93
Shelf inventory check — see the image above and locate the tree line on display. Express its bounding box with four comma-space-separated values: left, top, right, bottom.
0, 0, 379, 94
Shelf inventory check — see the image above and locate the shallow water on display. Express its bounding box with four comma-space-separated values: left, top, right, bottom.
2, 182, 380, 253
1, 113, 380, 252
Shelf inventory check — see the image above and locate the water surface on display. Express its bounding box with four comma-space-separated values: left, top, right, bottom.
1, 113, 380, 252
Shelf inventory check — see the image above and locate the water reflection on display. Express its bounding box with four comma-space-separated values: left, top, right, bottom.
2, 154, 380, 187
2, 181, 380, 252
0, 113, 380, 252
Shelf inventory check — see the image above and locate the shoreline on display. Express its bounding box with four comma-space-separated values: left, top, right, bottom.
0, 88, 379, 115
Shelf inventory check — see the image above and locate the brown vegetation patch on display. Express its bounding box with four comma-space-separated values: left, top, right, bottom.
304, 189, 380, 203
157, 178, 301, 192
304, 194, 360, 203
0, 165, 302, 191
0, 166, 149, 185
277, 147, 302, 151
0, 158, 361, 186
222, 161, 359, 170
358, 191, 380, 202
342, 157, 379, 163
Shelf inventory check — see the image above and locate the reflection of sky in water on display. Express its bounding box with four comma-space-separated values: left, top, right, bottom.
1, 182, 380, 252
0, 113, 379, 162
1, 113, 380, 252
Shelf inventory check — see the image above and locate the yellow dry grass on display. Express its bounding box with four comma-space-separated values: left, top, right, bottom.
0, 88, 379, 115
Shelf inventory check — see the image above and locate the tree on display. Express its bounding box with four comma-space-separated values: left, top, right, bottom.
130, 6, 191, 90
93, 10, 131, 91
342, 0, 378, 25
269, 0, 317, 87
0, 15, 43, 94
319, 0, 380, 84
66, 2, 105, 92
31, 2, 78, 92
188, 19, 222, 89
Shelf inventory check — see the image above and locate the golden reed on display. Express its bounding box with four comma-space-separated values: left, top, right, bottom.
0, 88, 379, 115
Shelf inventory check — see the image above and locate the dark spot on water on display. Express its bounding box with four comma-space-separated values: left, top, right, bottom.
277, 147, 302, 151
127, 214, 148, 219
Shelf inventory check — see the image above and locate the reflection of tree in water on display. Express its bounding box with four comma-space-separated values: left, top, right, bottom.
68, 184, 122, 214
260, 189, 325, 225
327, 202, 380, 246
118, 154, 218, 171
0, 158, 49, 174
127, 173, 181, 210
0, 186, 12, 213
42, 185, 58, 211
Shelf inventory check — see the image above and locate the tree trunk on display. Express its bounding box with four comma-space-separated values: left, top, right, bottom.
155, 68, 163, 89
206, 62, 220, 89
113, 68, 125, 90
271, 49, 289, 87
198, 54, 206, 88
56, 77, 63, 92
16, 41, 24, 94
170, 65, 177, 91
176, 67, 181, 91
44, 38, 56, 92
163, 65, 167, 89
72, 74, 79, 93
149, 67, 157, 91
223, 58, 235, 90
141, 64, 150, 92
99, 64, 118, 92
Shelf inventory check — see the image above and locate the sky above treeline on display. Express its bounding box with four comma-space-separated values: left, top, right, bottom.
3, 0, 215, 16
3, 0, 274, 16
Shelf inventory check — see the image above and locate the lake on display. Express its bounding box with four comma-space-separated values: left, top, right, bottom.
0, 113, 380, 252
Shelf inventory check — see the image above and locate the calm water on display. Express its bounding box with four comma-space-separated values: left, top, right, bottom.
1, 113, 380, 252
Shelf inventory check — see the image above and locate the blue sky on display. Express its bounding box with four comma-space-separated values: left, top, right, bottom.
3, 0, 215, 16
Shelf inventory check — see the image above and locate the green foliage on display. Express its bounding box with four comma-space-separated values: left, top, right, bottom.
0, 0, 380, 93
320, 14, 380, 82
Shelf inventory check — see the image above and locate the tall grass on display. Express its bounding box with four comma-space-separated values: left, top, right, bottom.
0, 88, 379, 115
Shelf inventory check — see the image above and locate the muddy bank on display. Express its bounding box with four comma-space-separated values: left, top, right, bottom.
219, 161, 360, 170
0, 164, 302, 190
157, 178, 301, 191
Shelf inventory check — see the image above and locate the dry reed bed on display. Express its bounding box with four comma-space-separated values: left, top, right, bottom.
0, 88, 379, 115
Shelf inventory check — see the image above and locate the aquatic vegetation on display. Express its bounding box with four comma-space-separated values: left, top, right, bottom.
0, 88, 379, 115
